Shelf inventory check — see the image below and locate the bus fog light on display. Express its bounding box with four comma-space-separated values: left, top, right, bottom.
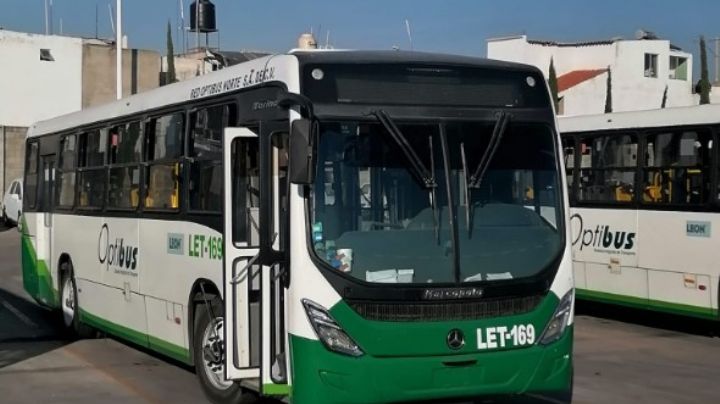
302, 299, 364, 357
539, 289, 574, 345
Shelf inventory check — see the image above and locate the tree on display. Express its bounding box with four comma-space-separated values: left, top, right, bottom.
548, 57, 559, 112
699, 35, 711, 104
165, 21, 177, 85
661, 85, 668, 108
604, 67, 612, 113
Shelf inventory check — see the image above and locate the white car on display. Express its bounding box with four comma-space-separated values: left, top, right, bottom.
2, 178, 23, 226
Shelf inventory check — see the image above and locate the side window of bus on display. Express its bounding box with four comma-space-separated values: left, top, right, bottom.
77, 130, 107, 209
56, 134, 77, 208
145, 113, 184, 210
231, 135, 261, 245
578, 133, 637, 203
188, 103, 237, 212
24, 142, 39, 210
643, 129, 711, 204
562, 136, 576, 197
108, 122, 142, 210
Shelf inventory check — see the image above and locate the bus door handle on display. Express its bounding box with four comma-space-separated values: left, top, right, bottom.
231, 253, 261, 285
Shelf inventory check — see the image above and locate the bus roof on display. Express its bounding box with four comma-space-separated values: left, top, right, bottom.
558, 104, 720, 133
28, 50, 542, 139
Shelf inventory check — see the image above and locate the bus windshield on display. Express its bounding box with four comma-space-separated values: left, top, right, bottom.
309, 119, 563, 285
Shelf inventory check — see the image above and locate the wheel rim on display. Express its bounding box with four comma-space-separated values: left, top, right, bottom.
61, 277, 75, 327
201, 316, 233, 391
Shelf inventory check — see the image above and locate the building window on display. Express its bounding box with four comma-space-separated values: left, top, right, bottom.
644, 53, 658, 78
40, 49, 54, 62
669, 56, 688, 80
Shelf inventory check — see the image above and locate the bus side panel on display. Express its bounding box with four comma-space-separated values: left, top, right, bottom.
638, 210, 718, 318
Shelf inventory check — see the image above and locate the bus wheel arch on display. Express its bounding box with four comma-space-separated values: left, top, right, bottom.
187, 279, 221, 366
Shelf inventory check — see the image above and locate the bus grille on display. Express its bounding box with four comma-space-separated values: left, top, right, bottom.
348, 295, 544, 322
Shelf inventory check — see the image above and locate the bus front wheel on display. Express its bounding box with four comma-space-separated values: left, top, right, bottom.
193, 297, 258, 404
59, 263, 94, 339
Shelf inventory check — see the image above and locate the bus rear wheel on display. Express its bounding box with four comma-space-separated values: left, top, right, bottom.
194, 298, 258, 404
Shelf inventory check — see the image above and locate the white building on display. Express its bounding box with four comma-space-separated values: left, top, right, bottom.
0, 30, 84, 127
487, 34, 696, 116
0, 29, 160, 194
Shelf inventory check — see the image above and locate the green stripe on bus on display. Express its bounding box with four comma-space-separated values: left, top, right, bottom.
21, 232, 58, 308
80, 309, 191, 364
576, 289, 719, 320
263, 383, 291, 396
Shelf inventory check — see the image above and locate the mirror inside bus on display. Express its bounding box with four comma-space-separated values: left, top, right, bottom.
289, 118, 317, 185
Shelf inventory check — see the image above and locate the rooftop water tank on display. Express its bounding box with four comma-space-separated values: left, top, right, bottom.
190, 0, 217, 33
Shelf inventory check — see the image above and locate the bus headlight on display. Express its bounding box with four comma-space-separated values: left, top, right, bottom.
538, 289, 574, 345
302, 299, 364, 357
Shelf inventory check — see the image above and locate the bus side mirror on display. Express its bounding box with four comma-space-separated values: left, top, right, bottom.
289, 119, 317, 185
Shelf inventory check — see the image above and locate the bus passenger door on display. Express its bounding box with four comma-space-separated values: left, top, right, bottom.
223, 127, 262, 382
223, 123, 290, 395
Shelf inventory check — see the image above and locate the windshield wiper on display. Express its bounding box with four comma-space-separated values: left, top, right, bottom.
372, 110, 435, 189
469, 112, 510, 189
460, 142, 472, 238
371, 109, 440, 243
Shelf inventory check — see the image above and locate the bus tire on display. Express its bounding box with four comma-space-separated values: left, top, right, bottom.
2, 207, 9, 227
194, 298, 258, 404
59, 264, 94, 339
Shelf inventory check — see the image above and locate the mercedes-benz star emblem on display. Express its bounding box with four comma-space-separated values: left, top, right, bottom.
446, 329, 465, 350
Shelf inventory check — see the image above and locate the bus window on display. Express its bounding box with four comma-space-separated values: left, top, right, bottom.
189, 104, 236, 212
107, 122, 142, 210
231, 135, 260, 244
562, 136, 575, 198
145, 113, 184, 210
24, 141, 39, 209
643, 130, 711, 204
77, 130, 107, 209
578, 133, 637, 203
56, 134, 77, 208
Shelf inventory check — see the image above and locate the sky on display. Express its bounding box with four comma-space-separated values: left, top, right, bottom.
2, 0, 720, 75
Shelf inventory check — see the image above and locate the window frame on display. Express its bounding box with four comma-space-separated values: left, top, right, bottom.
143, 110, 186, 213
186, 102, 238, 215
644, 53, 659, 78
640, 126, 716, 208
55, 133, 79, 210
575, 130, 640, 206
76, 129, 108, 211
24, 140, 40, 211
106, 120, 144, 212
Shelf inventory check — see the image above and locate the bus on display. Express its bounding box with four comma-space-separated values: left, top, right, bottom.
559, 105, 720, 321
21, 50, 574, 404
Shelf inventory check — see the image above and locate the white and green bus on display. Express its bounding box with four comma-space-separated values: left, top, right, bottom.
560, 105, 720, 321
21, 50, 574, 403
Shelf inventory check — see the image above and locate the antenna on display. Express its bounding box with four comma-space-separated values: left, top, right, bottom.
108, 2, 116, 36
95, 3, 98, 38
49, 0, 54, 35
326, 30, 330, 49
405, 19, 413, 50
44, 0, 49, 35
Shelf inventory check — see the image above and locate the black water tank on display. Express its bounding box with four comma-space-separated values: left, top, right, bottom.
190, 0, 217, 33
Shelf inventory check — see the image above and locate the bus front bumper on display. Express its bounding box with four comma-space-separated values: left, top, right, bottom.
289, 326, 572, 404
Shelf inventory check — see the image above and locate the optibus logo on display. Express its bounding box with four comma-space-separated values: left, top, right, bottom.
98, 224, 139, 270
570, 214, 636, 252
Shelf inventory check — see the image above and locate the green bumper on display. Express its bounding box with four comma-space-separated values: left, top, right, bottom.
290, 326, 573, 404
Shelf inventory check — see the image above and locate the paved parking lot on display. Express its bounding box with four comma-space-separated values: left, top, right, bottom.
1, 225, 719, 403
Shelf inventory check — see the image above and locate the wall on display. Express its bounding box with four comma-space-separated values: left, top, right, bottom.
487, 35, 696, 115
0, 31, 83, 127
82, 44, 161, 108
0, 126, 28, 197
